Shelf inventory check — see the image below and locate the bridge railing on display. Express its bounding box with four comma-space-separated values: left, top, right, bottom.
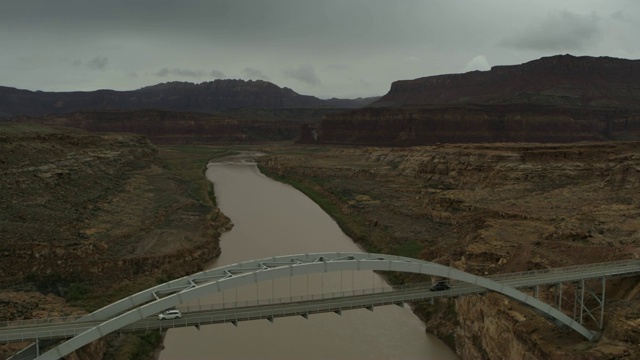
0, 314, 86, 330
125, 286, 490, 334
176, 282, 433, 313
0, 285, 488, 343
488, 259, 640, 284
2, 260, 638, 331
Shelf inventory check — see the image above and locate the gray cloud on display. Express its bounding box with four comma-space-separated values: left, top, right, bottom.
1, 1, 638, 97
611, 10, 631, 22
155, 67, 204, 78
283, 64, 321, 86
173, 68, 204, 77
242, 68, 269, 80
155, 68, 170, 77
463, 55, 491, 72
326, 64, 349, 71
501, 10, 601, 51
87, 56, 108, 70
209, 70, 226, 79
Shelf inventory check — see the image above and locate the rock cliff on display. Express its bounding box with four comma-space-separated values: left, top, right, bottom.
12, 109, 308, 144
258, 142, 640, 359
0, 123, 227, 285
304, 55, 640, 145
0, 123, 233, 358
374, 55, 640, 109
312, 105, 640, 145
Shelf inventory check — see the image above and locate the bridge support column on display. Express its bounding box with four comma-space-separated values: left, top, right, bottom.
600, 277, 606, 329
573, 277, 606, 330
555, 283, 562, 311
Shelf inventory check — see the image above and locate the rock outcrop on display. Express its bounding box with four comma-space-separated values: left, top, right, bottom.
304, 55, 640, 145
258, 142, 640, 359
0, 123, 233, 359
311, 105, 640, 145
0, 123, 228, 286
373, 55, 640, 109
11, 109, 307, 144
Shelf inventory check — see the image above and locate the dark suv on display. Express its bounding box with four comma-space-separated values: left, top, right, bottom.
430, 280, 450, 291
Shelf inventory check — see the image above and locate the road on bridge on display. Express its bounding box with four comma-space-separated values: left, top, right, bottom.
1, 258, 639, 345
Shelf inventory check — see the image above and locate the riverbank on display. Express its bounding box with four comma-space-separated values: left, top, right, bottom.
2, 136, 639, 359
257, 142, 640, 359
159, 154, 457, 359
0, 126, 233, 359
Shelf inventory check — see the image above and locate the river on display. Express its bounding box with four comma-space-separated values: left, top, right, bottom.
159, 153, 458, 359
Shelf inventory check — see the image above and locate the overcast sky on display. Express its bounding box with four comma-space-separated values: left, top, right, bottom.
1, 0, 639, 98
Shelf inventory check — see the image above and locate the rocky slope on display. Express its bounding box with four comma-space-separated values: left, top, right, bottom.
304, 55, 640, 145
309, 105, 640, 145
373, 55, 640, 109
0, 123, 230, 359
258, 142, 640, 359
11, 109, 310, 144
0, 123, 226, 284
0, 79, 378, 118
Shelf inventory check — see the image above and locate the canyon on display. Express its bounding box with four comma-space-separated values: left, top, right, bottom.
0, 123, 230, 359
305, 55, 640, 145
1, 54, 640, 359
258, 142, 640, 359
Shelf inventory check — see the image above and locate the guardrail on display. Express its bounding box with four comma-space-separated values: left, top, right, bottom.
2, 259, 639, 342
0, 315, 86, 330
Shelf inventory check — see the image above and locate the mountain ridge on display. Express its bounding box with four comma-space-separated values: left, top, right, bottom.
0, 79, 380, 118
306, 54, 640, 145
372, 54, 640, 109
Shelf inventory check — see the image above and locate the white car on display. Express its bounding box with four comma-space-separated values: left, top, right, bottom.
158, 309, 182, 320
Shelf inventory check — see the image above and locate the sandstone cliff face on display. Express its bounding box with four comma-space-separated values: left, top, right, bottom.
12, 109, 306, 144
311, 106, 640, 145
258, 142, 640, 359
0, 123, 227, 287
304, 55, 640, 146
0, 123, 233, 359
374, 55, 640, 109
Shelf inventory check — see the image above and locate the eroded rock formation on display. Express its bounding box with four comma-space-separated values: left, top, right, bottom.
0, 123, 230, 358
258, 142, 640, 359
0, 123, 227, 283
304, 55, 640, 145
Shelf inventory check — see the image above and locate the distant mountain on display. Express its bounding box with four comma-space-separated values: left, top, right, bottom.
0, 79, 379, 118
372, 54, 640, 110
304, 55, 640, 145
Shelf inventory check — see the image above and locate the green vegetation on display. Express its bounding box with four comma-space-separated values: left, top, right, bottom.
157, 146, 233, 205
389, 239, 425, 259
68, 276, 159, 311
42, 145, 242, 312
105, 331, 163, 360
258, 164, 378, 253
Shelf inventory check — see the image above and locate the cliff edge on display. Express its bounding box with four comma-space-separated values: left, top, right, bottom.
305, 55, 640, 145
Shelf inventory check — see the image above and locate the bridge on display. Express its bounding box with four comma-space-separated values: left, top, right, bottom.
3, 252, 640, 360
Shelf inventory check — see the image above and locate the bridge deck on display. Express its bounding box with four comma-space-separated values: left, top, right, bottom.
1, 258, 639, 344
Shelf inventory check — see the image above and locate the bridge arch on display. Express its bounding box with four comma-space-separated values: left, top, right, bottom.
39, 252, 598, 359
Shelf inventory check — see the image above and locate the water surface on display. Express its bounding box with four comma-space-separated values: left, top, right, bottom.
160, 153, 458, 359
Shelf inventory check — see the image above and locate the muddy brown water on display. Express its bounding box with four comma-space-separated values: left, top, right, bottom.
159, 153, 458, 360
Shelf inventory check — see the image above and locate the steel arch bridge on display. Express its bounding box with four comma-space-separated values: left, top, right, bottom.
18, 252, 636, 359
